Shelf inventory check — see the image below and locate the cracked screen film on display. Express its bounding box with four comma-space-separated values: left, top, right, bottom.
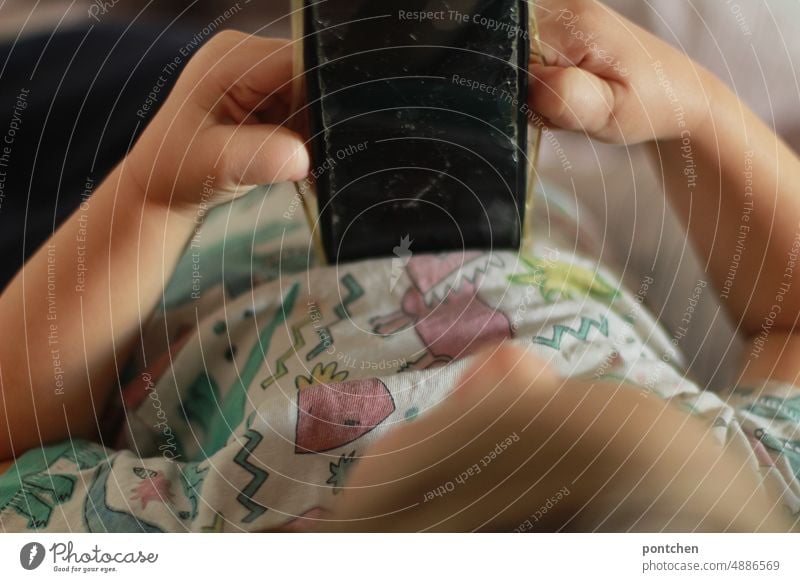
302, 0, 530, 263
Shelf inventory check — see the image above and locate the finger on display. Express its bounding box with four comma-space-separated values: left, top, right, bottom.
329, 345, 561, 530
208, 123, 309, 186
452, 343, 559, 402
532, 0, 588, 67
189, 32, 297, 109
529, 63, 614, 134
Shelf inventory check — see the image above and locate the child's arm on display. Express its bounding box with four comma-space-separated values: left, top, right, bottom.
529, 0, 800, 385
328, 346, 792, 532
0, 32, 309, 462
654, 80, 800, 385
0, 165, 193, 460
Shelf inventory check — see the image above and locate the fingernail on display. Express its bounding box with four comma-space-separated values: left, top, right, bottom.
289, 143, 310, 181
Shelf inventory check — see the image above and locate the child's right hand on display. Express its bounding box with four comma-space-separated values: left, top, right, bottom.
529, 0, 718, 144
128, 32, 310, 216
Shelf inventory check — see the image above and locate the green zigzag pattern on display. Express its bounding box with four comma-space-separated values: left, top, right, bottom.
203, 283, 300, 457
233, 429, 268, 523
532, 315, 609, 350
307, 274, 364, 360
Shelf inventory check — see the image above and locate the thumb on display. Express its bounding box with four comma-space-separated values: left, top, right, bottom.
529, 64, 615, 136
207, 123, 310, 187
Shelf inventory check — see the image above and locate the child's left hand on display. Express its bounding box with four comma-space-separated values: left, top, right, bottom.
128, 32, 310, 215
529, 0, 716, 145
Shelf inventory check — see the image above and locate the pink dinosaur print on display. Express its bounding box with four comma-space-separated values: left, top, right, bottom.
371, 252, 512, 369
295, 378, 395, 454
129, 468, 176, 510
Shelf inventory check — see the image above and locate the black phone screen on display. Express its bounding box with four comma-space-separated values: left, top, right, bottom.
303, 0, 530, 263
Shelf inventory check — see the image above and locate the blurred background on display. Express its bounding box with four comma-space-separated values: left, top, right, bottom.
1, 0, 799, 388
0, 0, 291, 38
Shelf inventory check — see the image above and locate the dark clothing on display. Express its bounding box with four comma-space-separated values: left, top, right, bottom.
0, 23, 201, 290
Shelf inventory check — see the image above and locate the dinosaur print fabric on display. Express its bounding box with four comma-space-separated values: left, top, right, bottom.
2, 183, 799, 531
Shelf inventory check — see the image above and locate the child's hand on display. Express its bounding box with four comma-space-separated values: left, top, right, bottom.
328, 345, 787, 532
529, 0, 716, 144
128, 32, 309, 214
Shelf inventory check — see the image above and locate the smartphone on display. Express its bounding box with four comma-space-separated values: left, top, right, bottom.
297, 0, 531, 263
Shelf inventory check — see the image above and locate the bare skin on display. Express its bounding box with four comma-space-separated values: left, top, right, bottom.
2, 0, 800, 531
0, 33, 309, 462
326, 345, 790, 532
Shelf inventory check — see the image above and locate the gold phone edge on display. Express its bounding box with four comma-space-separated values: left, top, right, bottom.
523, 3, 542, 254
291, 0, 328, 265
